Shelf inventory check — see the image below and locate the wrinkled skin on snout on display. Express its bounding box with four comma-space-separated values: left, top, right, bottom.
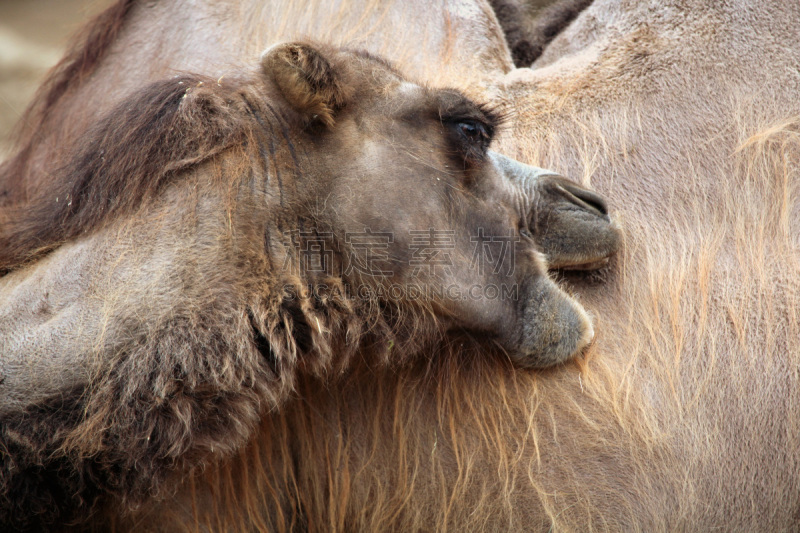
496, 155, 620, 271
265, 43, 620, 367
0, 42, 621, 528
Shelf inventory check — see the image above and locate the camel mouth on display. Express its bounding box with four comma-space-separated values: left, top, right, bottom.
492, 154, 620, 272
554, 181, 610, 220
557, 256, 611, 271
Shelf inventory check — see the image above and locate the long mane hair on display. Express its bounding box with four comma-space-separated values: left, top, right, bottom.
0, 52, 449, 531
0, 73, 257, 272
3, 0, 800, 531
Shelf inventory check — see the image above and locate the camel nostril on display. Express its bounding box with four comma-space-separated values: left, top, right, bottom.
527, 174, 619, 270
557, 183, 610, 220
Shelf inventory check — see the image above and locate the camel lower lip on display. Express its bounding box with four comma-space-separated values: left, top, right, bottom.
521, 320, 594, 368
507, 278, 596, 369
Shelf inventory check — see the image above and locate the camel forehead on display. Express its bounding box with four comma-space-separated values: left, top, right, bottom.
375, 79, 427, 109
347, 71, 481, 126
340, 49, 488, 114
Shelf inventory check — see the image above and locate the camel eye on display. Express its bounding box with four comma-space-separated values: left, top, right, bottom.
441, 114, 494, 164
457, 120, 487, 143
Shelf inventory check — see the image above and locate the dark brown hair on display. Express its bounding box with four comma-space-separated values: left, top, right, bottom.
0, 74, 253, 273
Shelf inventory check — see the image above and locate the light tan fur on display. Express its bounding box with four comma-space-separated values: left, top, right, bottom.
3, 0, 800, 530
119, 1, 800, 530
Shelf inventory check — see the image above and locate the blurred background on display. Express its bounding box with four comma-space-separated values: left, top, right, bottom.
0, 0, 111, 157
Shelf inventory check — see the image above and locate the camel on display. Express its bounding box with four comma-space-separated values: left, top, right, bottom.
2, 0, 799, 530
0, 40, 618, 529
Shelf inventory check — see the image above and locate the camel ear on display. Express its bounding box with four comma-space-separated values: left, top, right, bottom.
261, 42, 345, 128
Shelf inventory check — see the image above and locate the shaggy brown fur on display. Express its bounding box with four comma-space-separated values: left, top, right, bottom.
0, 70, 271, 530
0, 76, 249, 272
17, 1, 795, 531
8, 0, 798, 530
0, 39, 616, 530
